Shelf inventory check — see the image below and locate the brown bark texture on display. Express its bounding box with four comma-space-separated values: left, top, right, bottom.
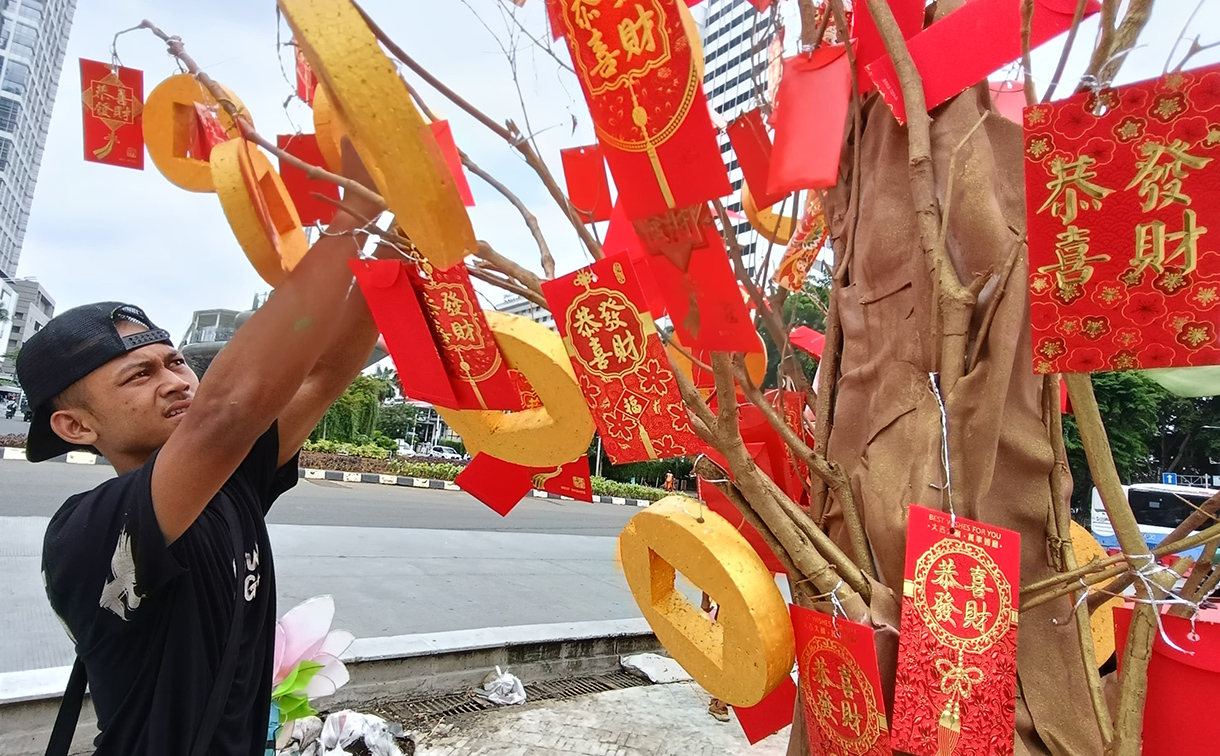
816, 84, 1104, 756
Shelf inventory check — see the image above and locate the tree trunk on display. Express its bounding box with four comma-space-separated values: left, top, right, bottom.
812, 85, 1105, 755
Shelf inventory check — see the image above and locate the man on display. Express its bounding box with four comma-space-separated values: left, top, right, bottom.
22, 151, 384, 755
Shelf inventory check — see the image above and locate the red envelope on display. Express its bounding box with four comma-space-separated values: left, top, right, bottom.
850, 0, 925, 93
769, 47, 852, 195
350, 259, 456, 408
428, 121, 475, 207
295, 45, 317, 105
1114, 606, 1220, 756
792, 604, 893, 756
542, 254, 707, 464
733, 675, 796, 744
194, 103, 230, 162
790, 326, 826, 360
277, 133, 340, 226
727, 109, 785, 209
867, 0, 1101, 124
457, 453, 595, 516
80, 59, 144, 170
603, 201, 667, 320
700, 472, 789, 574
561, 145, 613, 223
646, 241, 761, 354
892, 506, 1020, 756
990, 80, 1026, 123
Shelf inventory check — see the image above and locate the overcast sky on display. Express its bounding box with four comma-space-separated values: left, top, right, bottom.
13, 0, 1219, 343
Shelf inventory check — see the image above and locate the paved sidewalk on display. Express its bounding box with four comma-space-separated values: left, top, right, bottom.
415, 682, 790, 756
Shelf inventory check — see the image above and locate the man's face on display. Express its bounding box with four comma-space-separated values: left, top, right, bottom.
55, 319, 199, 458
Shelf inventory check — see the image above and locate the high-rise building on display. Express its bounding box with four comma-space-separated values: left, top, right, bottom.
697, 0, 774, 275
0, 0, 76, 277
496, 294, 556, 330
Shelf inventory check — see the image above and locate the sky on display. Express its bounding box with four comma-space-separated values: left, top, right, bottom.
12, 0, 1220, 344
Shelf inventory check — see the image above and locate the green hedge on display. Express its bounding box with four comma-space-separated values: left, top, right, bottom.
591, 477, 666, 501
302, 439, 391, 459
390, 460, 465, 480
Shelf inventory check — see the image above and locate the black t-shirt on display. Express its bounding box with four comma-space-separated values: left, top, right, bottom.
42, 424, 300, 755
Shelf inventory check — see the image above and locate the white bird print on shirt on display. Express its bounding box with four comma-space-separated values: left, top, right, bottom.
99, 529, 143, 620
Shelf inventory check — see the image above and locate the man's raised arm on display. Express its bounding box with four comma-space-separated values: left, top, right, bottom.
151, 147, 383, 542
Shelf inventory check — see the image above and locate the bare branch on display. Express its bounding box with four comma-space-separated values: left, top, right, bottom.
1041, 0, 1091, 103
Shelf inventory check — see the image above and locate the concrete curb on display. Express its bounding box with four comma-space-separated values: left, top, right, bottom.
0, 619, 661, 756
1, 448, 656, 508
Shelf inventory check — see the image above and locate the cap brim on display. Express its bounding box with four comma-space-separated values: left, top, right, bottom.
24, 406, 78, 463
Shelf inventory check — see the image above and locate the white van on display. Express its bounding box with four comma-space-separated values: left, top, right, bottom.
1090, 482, 1215, 560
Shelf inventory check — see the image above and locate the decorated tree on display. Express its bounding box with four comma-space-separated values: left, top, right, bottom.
80, 1, 1220, 754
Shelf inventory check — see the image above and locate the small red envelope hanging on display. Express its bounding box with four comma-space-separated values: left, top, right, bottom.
728, 109, 785, 209
277, 133, 340, 226
790, 326, 826, 360
700, 473, 788, 574
633, 204, 761, 354
428, 121, 475, 207
867, 0, 1101, 124
892, 506, 1020, 756
350, 259, 456, 408
456, 453, 594, 517
194, 103, 230, 162
561, 145, 613, 223
769, 47, 852, 195
792, 604, 892, 756
734, 676, 796, 744
1114, 606, 1220, 756
604, 201, 667, 319
295, 44, 317, 105
404, 262, 524, 411
80, 59, 144, 169
542, 254, 707, 464
850, 0, 924, 93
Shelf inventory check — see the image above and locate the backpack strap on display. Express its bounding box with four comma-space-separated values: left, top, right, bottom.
43, 658, 87, 756
190, 501, 248, 756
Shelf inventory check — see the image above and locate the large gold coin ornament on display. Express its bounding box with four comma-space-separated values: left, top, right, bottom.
143, 73, 252, 192
437, 312, 596, 468
311, 83, 348, 174
279, 0, 476, 269
619, 496, 795, 707
211, 139, 308, 287
1070, 520, 1122, 666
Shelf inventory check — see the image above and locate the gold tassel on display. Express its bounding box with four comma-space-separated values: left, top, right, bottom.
935, 698, 961, 756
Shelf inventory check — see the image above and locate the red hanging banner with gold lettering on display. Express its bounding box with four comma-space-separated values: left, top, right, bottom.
774, 192, 830, 292
891, 506, 1020, 756
792, 604, 892, 756
542, 254, 706, 463
1024, 63, 1220, 373
553, 0, 731, 220
80, 59, 144, 170
405, 260, 525, 412
456, 452, 593, 516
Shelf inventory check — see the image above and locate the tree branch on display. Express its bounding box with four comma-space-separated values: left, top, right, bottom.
1041, 0, 1092, 103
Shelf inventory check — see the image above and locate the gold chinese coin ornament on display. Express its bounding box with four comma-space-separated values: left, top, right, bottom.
143, 73, 252, 192
311, 83, 348, 173
619, 496, 795, 707
742, 179, 796, 245
211, 139, 308, 287
279, 0, 476, 270
436, 312, 596, 467
1070, 520, 1121, 666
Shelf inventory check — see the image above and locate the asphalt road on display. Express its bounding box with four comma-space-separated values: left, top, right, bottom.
0, 457, 652, 674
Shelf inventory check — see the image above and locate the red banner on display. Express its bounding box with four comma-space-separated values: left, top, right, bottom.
542, 254, 706, 464
850, 0, 923, 93
774, 192, 830, 292
277, 133, 340, 226
80, 59, 143, 170
792, 604, 892, 756
561, 144, 614, 223
405, 261, 525, 412
554, 0, 731, 220
1024, 63, 1220, 373
891, 506, 1020, 756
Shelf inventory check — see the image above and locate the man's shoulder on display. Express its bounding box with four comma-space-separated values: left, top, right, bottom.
44, 468, 148, 552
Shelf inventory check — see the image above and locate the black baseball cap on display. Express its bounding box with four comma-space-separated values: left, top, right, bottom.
15, 302, 173, 462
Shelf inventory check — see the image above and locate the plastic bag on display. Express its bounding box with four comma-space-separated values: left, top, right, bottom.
318, 710, 407, 756
481, 666, 527, 706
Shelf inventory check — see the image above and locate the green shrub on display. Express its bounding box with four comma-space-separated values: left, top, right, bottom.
390, 460, 465, 481
302, 439, 390, 459
371, 431, 397, 450
591, 477, 666, 502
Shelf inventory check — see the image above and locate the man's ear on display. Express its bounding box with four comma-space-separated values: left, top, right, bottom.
49, 408, 99, 448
